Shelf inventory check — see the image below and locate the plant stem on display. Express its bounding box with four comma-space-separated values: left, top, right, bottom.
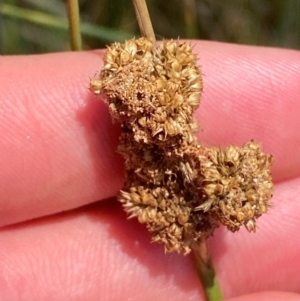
66, 0, 82, 51
182, 0, 198, 38
132, 0, 156, 43
193, 240, 222, 301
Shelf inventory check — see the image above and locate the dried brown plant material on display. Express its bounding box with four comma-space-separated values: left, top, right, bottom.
90, 37, 274, 254
194, 142, 273, 232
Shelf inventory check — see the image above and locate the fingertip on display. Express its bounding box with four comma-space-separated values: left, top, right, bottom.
225, 291, 300, 301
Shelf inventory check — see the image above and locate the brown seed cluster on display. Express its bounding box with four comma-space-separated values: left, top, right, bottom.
90, 38, 273, 254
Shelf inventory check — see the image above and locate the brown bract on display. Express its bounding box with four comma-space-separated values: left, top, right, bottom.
90, 38, 274, 254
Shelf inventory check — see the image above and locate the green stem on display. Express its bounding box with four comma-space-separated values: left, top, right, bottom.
193, 240, 222, 301
182, 0, 198, 38
66, 0, 82, 51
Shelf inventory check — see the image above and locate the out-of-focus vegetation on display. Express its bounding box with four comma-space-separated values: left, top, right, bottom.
1, 0, 300, 54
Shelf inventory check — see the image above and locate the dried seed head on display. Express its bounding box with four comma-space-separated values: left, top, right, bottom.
196, 142, 273, 232
90, 38, 274, 254
90, 37, 203, 148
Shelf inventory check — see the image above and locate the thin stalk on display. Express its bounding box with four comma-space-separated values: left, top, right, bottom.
132, 0, 155, 43
66, 0, 82, 51
193, 240, 222, 301
183, 0, 198, 38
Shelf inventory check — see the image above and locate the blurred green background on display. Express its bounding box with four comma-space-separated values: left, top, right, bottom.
1, 0, 300, 54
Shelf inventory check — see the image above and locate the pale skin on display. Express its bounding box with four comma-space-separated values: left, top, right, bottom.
0, 41, 299, 301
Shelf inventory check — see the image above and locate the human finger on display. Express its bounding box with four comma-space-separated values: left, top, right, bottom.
225, 291, 300, 301
0, 42, 299, 227
0, 176, 299, 300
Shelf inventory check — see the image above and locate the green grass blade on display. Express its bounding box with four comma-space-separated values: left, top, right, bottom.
0, 3, 132, 43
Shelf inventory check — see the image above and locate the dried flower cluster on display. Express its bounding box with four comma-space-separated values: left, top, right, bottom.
90, 38, 273, 254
